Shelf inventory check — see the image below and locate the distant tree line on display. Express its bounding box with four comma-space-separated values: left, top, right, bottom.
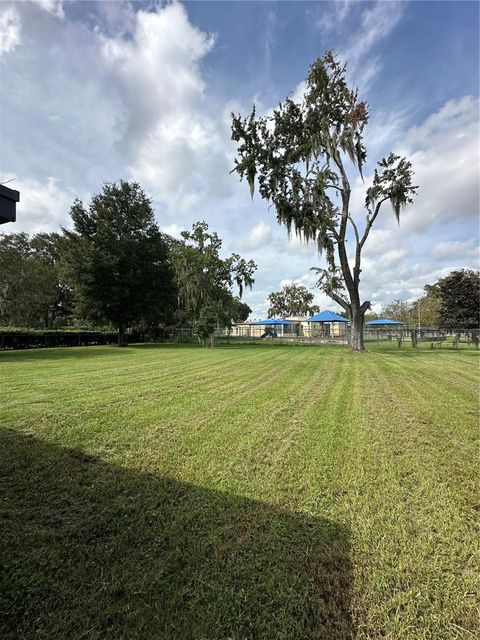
0, 181, 256, 346
369, 270, 480, 329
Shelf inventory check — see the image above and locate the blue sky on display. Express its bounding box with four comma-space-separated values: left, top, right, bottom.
1, 0, 478, 317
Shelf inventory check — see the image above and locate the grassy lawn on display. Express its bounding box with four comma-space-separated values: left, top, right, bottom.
1, 342, 478, 640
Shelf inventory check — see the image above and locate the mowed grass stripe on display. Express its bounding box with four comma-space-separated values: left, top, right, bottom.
1, 343, 478, 640
372, 351, 478, 493
1, 346, 277, 416
152, 347, 327, 488
1, 346, 289, 440
274, 350, 357, 513
198, 355, 341, 498
341, 352, 479, 639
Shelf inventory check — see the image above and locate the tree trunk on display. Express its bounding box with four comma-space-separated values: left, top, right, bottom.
118, 323, 127, 347
350, 306, 366, 351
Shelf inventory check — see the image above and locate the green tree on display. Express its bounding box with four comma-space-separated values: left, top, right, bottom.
0, 232, 73, 328
64, 181, 176, 345
381, 299, 413, 325
410, 289, 442, 328
231, 51, 417, 351
230, 299, 252, 323
0, 233, 30, 325
30, 233, 75, 327
267, 283, 319, 318
172, 222, 256, 346
428, 270, 480, 329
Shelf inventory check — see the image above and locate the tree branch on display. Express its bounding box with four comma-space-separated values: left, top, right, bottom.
325, 183, 343, 192
326, 290, 350, 313
348, 215, 360, 244
359, 197, 389, 250
328, 145, 357, 304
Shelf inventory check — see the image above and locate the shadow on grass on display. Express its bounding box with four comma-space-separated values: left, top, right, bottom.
1, 429, 354, 640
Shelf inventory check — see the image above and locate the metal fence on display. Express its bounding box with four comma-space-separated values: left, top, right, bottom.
216, 326, 480, 348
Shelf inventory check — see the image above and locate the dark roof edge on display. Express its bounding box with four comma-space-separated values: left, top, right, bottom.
0, 184, 20, 202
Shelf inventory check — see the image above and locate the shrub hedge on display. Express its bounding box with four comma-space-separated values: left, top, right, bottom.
0, 329, 153, 350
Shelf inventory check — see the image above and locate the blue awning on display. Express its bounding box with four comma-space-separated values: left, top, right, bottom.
252, 319, 295, 325
366, 319, 403, 325
308, 310, 349, 323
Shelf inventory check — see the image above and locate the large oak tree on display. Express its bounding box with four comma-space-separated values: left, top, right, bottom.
64, 181, 176, 345
231, 51, 418, 350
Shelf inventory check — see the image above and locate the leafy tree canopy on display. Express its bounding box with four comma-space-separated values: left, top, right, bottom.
63, 181, 176, 344
380, 299, 413, 325
267, 283, 319, 318
428, 269, 480, 329
0, 232, 73, 328
231, 51, 418, 350
172, 222, 256, 345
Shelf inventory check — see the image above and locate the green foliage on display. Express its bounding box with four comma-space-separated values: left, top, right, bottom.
412, 291, 442, 327
229, 298, 251, 323
431, 269, 480, 329
0, 232, 73, 328
381, 293, 441, 327
381, 299, 414, 325
267, 283, 319, 318
232, 51, 418, 350
63, 181, 176, 343
172, 222, 256, 345
365, 153, 418, 223
382, 271, 479, 329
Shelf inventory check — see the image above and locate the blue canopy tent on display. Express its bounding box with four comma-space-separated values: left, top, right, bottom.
365, 318, 404, 343
252, 318, 296, 338
308, 311, 349, 323
366, 319, 403, 326
253, 319, 294, 325
307, 310, 349, 338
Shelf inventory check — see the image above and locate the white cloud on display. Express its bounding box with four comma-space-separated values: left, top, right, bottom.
351, 96, 479, 235
160, 223, 185, 240
398, 96, 479, 232
0, 6, 21, 55
32, 0, 64, 19
263, 5, 276, 79
400, 96, 478, 152
315, 0, 352, 34
377, 248, 410, 269
431, 239, 480, 263
344, 1, 406, 62
245, 221, 273, 249
364, 106, 410, 159
94, 1, 136, 37
9, 176, 76, 234
340, 1, 406, 90
101, 4, 215, 144
99, 3, 232, 213
362, 229, 396, 257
